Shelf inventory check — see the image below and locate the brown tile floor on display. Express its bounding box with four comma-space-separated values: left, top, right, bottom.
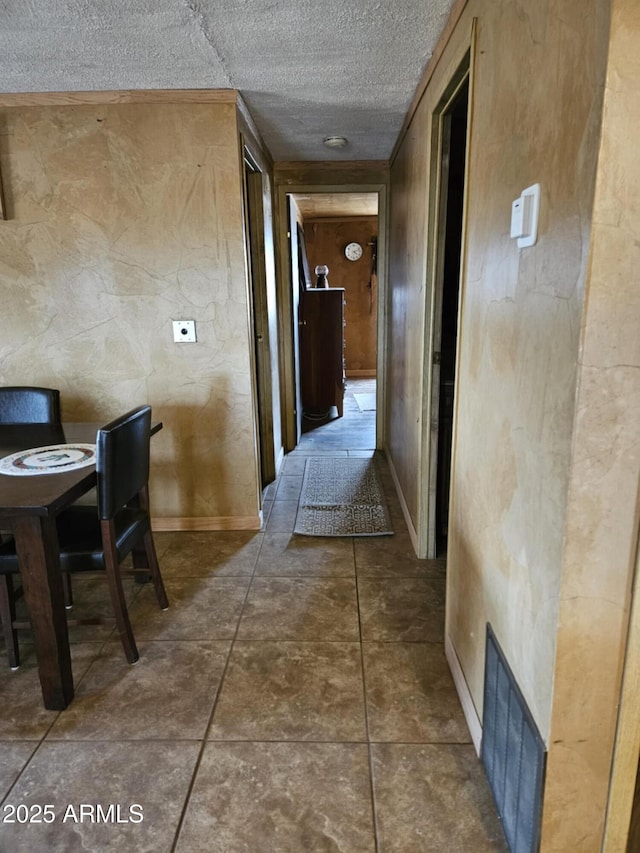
0, 380, 507, 852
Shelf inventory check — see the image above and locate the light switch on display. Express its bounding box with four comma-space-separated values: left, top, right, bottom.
510, 183, 541, 248
510, 197, 528, 238
172, 320, 197, 343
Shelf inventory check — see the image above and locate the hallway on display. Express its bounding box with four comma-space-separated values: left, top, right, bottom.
0, 380, 506, 851
299, 377, 378, 451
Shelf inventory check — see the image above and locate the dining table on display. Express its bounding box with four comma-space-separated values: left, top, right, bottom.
0, 420, 162, 710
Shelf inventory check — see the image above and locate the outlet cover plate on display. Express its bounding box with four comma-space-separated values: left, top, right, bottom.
172, 320, 196, 343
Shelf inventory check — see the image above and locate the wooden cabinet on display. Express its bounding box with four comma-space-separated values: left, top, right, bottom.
299, 288, 345, 417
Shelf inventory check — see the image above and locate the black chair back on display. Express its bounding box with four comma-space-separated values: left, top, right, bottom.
96, 406, 152, 520
0, 387, 61, 424
0, 402, 166, 669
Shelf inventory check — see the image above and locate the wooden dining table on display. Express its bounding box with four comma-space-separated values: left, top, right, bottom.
0, 421, 162, 710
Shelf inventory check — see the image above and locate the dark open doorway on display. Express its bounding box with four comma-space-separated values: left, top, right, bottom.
429, 74, 469, 558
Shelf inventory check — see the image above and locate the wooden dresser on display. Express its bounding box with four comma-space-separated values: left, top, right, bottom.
299, 288, 345, 417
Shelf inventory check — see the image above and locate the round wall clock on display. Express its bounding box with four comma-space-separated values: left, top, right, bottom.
344, 241, 363, 261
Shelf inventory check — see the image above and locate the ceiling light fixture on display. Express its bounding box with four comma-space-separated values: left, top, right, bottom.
323, 136, 348, 149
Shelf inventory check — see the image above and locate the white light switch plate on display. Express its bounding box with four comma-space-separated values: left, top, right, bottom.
172, 320, 196, 343
516, 183, 541, 248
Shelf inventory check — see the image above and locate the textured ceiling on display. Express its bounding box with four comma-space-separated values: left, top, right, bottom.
0, 0, 455, 161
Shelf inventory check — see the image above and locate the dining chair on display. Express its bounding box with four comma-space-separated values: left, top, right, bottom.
0, 385, 64, 659
0, 574, 20, 669
0, 386, 61, 424
0, 405, 168, 668
0, 384, 62, 549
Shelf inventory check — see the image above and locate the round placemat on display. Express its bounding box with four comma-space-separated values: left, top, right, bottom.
0, 444, 97, 476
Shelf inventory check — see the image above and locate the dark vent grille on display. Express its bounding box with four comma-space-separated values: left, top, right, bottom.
481, 624, 546, 852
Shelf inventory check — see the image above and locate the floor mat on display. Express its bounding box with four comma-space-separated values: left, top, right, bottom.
294, 457, 393, 537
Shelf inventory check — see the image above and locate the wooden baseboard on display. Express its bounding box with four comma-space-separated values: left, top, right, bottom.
384, 448, 420, 554
152, 516, 262, 532
446, 633, 482, 755
346, 370, 377, 378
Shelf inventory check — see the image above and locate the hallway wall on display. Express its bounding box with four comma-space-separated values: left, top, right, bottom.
386, 0, 608, 766
541, 0, 640, 846
385, 0, 640, 847
0, 98, 263, 527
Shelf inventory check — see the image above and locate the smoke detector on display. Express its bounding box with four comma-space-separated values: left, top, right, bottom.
323, 136, 348, 149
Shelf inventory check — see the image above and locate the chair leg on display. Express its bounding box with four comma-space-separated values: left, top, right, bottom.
0, 575, 20, 669
62, 572, 73, 609
143, 530, 169, 611
101, 522, 139, 665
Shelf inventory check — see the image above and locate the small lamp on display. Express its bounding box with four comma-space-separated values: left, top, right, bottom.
314, 265, 329, 288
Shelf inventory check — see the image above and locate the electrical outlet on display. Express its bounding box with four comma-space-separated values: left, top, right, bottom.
172, 320, 197, 343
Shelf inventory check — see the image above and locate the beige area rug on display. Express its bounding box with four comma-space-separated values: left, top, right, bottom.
294, 457, 393, 537
353, 393, 377, 412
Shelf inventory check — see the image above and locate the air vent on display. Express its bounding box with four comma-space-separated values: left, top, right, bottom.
481, 624, 546, 852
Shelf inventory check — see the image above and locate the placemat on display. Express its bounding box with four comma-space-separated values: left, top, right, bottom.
0, 444, 97, 476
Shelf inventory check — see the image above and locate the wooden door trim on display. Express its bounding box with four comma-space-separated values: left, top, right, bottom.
603, 527, 640, 851
419, 53, 472, 560
274, 181, 389, 452
416, 17, 475, 559
245, 159, 276, 486
0, 89, 238, 107
424, 106, 453, 558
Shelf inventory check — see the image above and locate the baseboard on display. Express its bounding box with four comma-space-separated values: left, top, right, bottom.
346, 370, 376, 378
152, 515, 262, 531
383, 448, 419, 555
446, 633, 482, 755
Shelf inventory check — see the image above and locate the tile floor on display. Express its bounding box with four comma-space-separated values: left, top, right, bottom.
0, 381, 507, 852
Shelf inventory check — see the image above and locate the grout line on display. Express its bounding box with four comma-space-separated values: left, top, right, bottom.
1, 379, 466, 846
170, 425, 375, 846
0, 740, 42, 809
170, 487, 270, 852
354, 535, 381, 853
1, 578, 147, 806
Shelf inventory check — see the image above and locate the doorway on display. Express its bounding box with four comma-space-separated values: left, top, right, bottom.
281, 189, 384, 454
242, 148, 276, 489
426, 68, 470, 558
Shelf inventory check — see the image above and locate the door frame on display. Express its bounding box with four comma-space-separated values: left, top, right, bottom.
274, 182, 389, 452
419, 52, 472, 559
603, 527, 640, 850
241, 145, 277, 487
237, 118, 284, 507
287, 194, 304, 445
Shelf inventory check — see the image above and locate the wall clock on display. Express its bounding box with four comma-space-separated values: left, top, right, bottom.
344, 241, 363, 261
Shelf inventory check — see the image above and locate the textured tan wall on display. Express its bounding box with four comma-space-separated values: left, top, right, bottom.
0, 102, 260, 523
541, 0, 640, 847
305, 218, 378, 372
387, 0, 609, 748
387, 112, 431, 528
